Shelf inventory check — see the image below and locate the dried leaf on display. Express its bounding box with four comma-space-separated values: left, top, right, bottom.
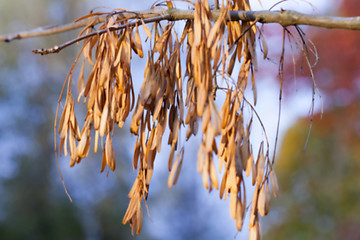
155, 25, 172, 53
141, 18, 152, 39
256, 142, 265, 184
265, 181, 271, 215
58, 99, 71, 135
168, 148, 184, 188
230, 189, 237, 219
245, 153, 253, 177
101, 145, 106, 173
69, 128, 77, 166
77, 130, 90, 158
260, 31, 268, 59
173, 148, 184, 185
130, 101, 143, 135
99, 101, 109, 137
77, 60, 85, 97
94, 130, 99, 153
134, 24, 144, 58
122, 194, 138, 224
219, 169, 228, 199
235, 198, 243, 231
207, 14, 223, 48
133, 136, 140, 170
270, 169, 279, 198
168, 143, 176, 171
105, 135, 116, 171
257, 183, 266, 217
249, 220, 261, 240
209, 97, 221, 135
209, 158, 218, 189
193, 2, 202, 47
202, 106, 211, 133
249, 184, 259, 228
196, 86, 207, 117
136, 200, 143, 234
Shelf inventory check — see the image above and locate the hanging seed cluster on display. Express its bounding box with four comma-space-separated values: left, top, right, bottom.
56, 0, 279, 238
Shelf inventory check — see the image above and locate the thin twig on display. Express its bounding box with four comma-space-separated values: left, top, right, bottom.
271, 28, 286, 166
284, 27, 323, 152
32, 15, 168, 55
1, 15, 106, 42
0, 9, 163, 42
294, 26, 320, 152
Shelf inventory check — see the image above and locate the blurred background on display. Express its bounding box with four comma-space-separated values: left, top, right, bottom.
0, 0, 359, 239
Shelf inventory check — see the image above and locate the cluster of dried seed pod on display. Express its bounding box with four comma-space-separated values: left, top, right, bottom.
58, 15, 137, 173
125, 22, 186, 232
56, 0, 279, 238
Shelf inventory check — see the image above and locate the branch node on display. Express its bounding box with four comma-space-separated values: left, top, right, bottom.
32, 45, 60, 55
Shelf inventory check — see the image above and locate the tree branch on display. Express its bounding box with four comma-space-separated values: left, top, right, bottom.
235, 10, 360, 30
1, 8, 359, 43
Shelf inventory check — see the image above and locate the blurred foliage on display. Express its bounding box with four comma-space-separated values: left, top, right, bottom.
264, 100, 360, 240
264, 1, 360, 239
264, 0, 360, 239
283, 0, 360, 106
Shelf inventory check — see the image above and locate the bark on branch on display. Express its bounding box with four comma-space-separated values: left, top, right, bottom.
1, 8, 359, 43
